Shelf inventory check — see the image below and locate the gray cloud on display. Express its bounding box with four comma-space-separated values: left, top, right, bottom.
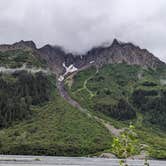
0, 0, 166, 61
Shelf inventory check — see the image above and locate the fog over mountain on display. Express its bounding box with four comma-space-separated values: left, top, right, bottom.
0, 0, 166, 62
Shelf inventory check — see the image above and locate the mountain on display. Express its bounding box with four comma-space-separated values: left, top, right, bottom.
0, 40, 36, 52
38, 38, 165, 77
0, 39, 164, 76
66, 62, 166, 159
0, 39, 165, 159
0, 42, 112, 157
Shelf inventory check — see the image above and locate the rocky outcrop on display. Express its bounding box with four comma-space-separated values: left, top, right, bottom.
38, 45, 67, 75
99, 153, 117, 158
83, 39, 164, 69
0, 39, 165, 78
38, 39, 165, 78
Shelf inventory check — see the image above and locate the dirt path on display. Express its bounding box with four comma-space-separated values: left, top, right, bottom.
56, 81, 92, 117
57, 79, 123, 136
94, 116, 124, 136
83, 69, 98, 98
75, 68, 98, 98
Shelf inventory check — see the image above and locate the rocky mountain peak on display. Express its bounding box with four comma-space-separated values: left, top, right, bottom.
39, 44, 66, 55
0, 40, 36, 52
39, 44, 54, 54
0, 39, 165, 78
111, 38, 120, 46
13, 40, 36, 49
38, 39, 165, 78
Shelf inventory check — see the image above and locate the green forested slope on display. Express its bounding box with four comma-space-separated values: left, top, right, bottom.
0, 71, 51, 128
0, 80, 112, 156
0, 50, 112, 156
0, 49, 166, 158
0, 49, 46, 68
67, 63, 166, 158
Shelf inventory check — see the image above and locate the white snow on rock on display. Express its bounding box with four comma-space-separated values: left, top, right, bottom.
90, 61, 95, 64
63, 63, 78, 75
58, 62, 78, 82
58, 75, 64, 82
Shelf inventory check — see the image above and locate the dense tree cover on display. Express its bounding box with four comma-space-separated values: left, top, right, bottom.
141, 81, 157, 87
67, 64, 166, 158
94, 99, 136, 120
132, 88, 166, 130
0, 71, 51, 128
0, 95, 112, 156
0, 50, 46, 68
132, 89, 158, 107
112, 125, 139, 158
70, 63, 166, 129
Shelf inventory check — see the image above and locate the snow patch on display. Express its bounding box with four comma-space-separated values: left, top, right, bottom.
63, 63, 78, 75
58, 62, 78, 82
90, 61, 95, 64
58, 75, 64, 81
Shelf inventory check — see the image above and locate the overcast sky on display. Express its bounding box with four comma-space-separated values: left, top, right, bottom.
0, 0, 166, 61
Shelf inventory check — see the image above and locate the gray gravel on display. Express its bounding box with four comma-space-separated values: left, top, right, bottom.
0, 155, 165, 166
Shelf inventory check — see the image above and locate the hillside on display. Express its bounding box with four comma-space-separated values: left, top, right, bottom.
0, 40, 165, 159
0, 85, 112, 156
68, 63, 166, 128
66, 63, 166, 158
0, 48, 112, 156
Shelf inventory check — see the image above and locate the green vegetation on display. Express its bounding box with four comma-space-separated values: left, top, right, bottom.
0, 50, 46, 68
0, 72, 112, 156
0, 49, 112, 156
112, 125, 150, 166
0, 48, 165, 158
0, 71, 51, 128
69, 63, 166, 128
132, 88, 166, 129
112, 125, 139, 158
0, 81, 112, 156
112, 125, 143, 166
67, 63, 166, 158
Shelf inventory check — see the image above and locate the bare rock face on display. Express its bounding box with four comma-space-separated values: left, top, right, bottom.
83, 39, 164, 68
38, 39, 165, 77
0, 39, 165, 78
38, 45, 67, 75
0, 40, 36, 52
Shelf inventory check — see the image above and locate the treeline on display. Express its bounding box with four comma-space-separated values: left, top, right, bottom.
132, 88, 166, 130
94, 99, 136, 120
0, 71, 51, 128
0, 143, 107, 156
93, 85, 166, 128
